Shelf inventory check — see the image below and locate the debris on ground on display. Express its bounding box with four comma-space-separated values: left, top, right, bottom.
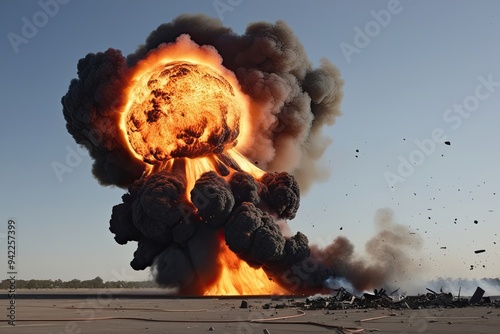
261, 286, 499, 311
470, 287, 485, 304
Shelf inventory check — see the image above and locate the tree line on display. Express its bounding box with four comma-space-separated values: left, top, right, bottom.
1, 277, 157, 289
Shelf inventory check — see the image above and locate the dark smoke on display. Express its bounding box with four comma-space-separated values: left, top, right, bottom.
62, 14, 343, 191
62, 48, 145, 187
191, 171, 234, 228
307, 208, 423, 292
107, 159, 304, 293
62, 14, 420, 294
260, 172, 300, 220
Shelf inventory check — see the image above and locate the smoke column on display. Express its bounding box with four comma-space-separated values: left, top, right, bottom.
62, 14, 420, 294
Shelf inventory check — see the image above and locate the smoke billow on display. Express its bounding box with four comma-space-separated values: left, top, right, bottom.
63, 14, 343, 190
62, 14, 420, 295
309, 209, 423, 292
426, 278, 500, 297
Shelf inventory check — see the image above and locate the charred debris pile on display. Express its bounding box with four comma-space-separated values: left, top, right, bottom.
261, 286, 500, 310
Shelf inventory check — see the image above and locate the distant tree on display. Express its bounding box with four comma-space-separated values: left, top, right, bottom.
16, 280, 27, 289
0, 279, 8, 289
91, 276, 104, 288
26, 279, 38, 289
65, 279, 81, 289
54, 279, 63, 288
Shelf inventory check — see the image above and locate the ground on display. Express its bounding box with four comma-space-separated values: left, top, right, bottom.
1, 289, 499, 333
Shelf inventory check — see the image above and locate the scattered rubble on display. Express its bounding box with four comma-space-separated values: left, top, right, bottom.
261, 286, 499, 311
470, 287, 485, 304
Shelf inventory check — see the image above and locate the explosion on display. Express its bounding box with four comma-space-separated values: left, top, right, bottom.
62, 14, 421, 295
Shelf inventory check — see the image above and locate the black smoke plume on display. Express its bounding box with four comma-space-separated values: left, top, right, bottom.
62, 14, 419, 294
62, 14, 343, 190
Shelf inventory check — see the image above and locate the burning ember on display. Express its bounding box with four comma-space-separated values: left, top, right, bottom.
62, 14, 420, 295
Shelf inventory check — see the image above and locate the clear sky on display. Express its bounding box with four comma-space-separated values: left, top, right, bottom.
0, 0, 499, 285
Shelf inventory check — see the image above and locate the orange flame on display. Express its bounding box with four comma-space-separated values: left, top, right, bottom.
204, 236, 287, 296
116, 35, 287, 295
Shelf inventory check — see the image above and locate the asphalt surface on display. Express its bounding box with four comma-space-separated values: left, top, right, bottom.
1, 290, 499, 333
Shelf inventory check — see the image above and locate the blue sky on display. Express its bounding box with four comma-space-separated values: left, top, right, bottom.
0, 0, 499, 284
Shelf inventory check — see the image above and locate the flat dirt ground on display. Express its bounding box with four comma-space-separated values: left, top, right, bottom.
1, 290, 499, 333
